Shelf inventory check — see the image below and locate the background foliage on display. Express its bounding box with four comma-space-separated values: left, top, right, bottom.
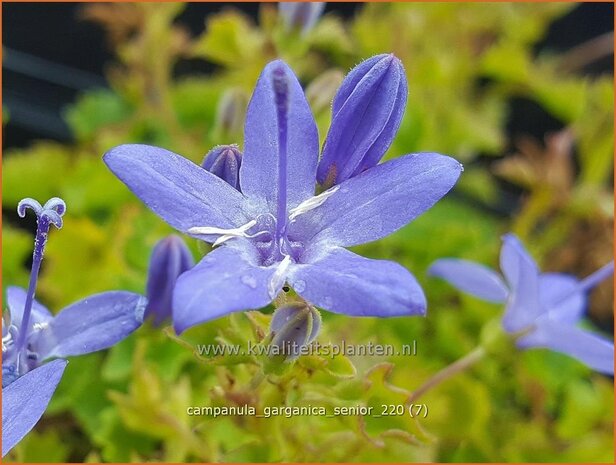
2, 3, 614, 462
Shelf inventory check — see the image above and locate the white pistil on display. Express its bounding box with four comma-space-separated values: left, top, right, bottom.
188, 220, 257, 247
268, 255, 292, 299
288, 185, 340, 221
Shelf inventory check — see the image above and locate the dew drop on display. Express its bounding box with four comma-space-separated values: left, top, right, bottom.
323, 296, 333, 308
293, 280, 306, 293
241, 275, 257, 289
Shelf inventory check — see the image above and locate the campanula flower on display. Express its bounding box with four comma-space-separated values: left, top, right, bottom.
428, 234, 614, 374
317, 54, 408, 187
269, 303, 321, 361
104, 58, 462, 333
201, 145, 243, 191
145, 235, 194, 326
279, 2, 325, 35
2, 198, 146, 456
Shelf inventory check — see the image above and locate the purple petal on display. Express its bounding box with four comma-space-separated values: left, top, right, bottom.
539, 273, 585, 324
288, 247, 426, 317
240, 60, 319, 210
291, 152, 462, 248
331, 55, 386, 113
317, 54, 408, 184
6, 286, 52, 331
428, 259, 508, 303
518, 319, 614, 375
2, 359, 67, 457
104, 144, 250, 236
172, 244, 280, 333
500, 236, 542, 333
145, 235, 195, 326
499, 233, 536, 289
34, 292, 146, 359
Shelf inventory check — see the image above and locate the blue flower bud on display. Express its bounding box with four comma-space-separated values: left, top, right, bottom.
145, 235, 194, 326
317, 54, 408, 187
269, 303, 321, 362
216, 88, 248, 136
279, 2, 325, 35
305, 69, 344, 115
201, 144, 243, 191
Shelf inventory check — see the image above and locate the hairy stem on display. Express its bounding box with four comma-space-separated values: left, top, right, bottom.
407, 347, 486, 403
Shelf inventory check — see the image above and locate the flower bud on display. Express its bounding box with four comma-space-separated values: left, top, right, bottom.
201, 144, 243, 190
269, 303, 321, 362
216, 88, 248, 136
317, 54, 408, 187
278, 2, 325, 35
305, 69, 345, 115
145, 235, 194, 326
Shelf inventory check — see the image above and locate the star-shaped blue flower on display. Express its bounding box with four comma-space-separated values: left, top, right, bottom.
105, 58, 463, 333
429, 234, 614, 374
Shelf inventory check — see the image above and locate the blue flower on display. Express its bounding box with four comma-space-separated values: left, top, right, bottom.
2, 198, 146, 457
278, 2, 325, 35
104, 58, 462, 334
428, 233, 614, 374
145, 235, 194, 326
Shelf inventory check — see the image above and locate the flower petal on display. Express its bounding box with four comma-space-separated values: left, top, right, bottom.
428, 259, 508, 303
288, 247, 426, 317
291, 152, 462, 248
6, 286, 52, 330
34, 292, 146, 359
539, 273, 585, 324
172, 243, 280, 333
2, 359, 67, 457
499, 233, 536, 289
518, 319, 614, 375
501, 237, 542, 333
104, 144, 250, 236
240, 60, 319, 210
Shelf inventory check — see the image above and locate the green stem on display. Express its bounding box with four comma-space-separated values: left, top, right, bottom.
407, 347, 486, 404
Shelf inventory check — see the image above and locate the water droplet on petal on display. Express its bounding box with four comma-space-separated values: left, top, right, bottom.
293, 280, 306, 293
241, 275, 258, 289
323, 296, 333, 308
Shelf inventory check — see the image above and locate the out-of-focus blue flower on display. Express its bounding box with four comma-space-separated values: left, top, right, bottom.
429, 233, 614, 374
201, 144, 243, 191
104, 58, 462, 334
145, 235, 194, 326
278, 2, 325, 35
317, 54, 408, 187
2, 198, 146, 457
270, 303, 321, 361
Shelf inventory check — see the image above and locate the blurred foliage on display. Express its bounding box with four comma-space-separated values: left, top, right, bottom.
2, 3, 613, 462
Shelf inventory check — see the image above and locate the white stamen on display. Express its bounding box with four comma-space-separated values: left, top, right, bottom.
188, 220, 257, 247
268, 255, 292, 299
288, 186, 340, 221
